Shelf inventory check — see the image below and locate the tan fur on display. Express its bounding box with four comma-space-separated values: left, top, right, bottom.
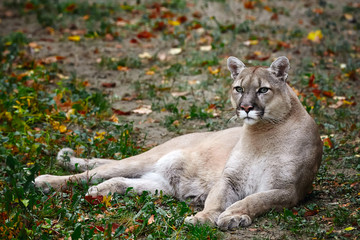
35, 56, 322, 230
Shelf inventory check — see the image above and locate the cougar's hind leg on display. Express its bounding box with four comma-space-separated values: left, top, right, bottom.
57, 148, 119, 172
35, 152, 159, 192
87, 172, 173, 197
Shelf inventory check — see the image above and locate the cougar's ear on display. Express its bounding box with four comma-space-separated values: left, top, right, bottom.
227, 56, 245, 80
268, 56, 290, 81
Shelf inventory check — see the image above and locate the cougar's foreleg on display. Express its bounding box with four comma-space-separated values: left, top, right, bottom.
216, 188, 297, 230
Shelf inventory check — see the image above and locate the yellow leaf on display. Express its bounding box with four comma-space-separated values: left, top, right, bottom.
168, 20, 181, 26
94, 131, 106, 141
344, 227, 354, 231
344, 14, 353, 21
5, 112, 12, 121
146, 70, 155, 75
208, 66, 220, 75
102, 195, 112, 207
68, 35, 81, 41
109, 114, 119, 123
307, 30, 323, 43
59, 125, 67, 133
66, 108, 76, 120
243, 40, 259, 46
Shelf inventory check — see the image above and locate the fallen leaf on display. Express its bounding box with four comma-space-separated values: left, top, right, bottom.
307, 30, 323, 43
85, 195, 103, 205
244, 1, 256, 9
200, 45, 212, 51
102, 195, 112, 208
312, 8, 324, 14
323, 138, 333, 148
304, 209, 319, 217
125, 225, 139, 233
344, 226, 355, 231
117, 66, 129, 71
59, 125, 67, 133
112, 108, 131, 115
344, 14, 354, 21
168, 20, 181, 26
208, 66, 220, 75
169, 48, 182, 55
243, 40, 259, 46
137, 31, 153, 39
130, 38, 139, 44
105, 33, 114, 41
171, 91, 189, 97
132, 105, 152, 115
148, 215, 155, 225
177, 16, 187, 23
101, 82, 116, 88
139, 52, 152, 59
146, 70, 155, 75
109, 114, 119, 123
66, 109, 75, 120
270, 13, 278, 21
111, 223, 121, 233
68, 35, 81, 42
153, 21, 166, 31
29, 42, 42, 49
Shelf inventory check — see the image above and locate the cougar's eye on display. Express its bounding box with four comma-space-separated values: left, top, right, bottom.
258, 87, 269, 94
234, 86, 244, 93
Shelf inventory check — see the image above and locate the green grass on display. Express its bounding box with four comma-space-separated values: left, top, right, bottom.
1, 0, 359, 239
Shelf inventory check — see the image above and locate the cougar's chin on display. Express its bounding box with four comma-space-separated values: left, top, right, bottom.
237, 110, 260, 125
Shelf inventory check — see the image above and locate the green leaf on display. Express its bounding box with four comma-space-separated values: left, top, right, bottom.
72, 223, 82, 240
21, 199, 29, 207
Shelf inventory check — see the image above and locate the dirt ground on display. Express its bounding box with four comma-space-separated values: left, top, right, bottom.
1, 0, 359, 239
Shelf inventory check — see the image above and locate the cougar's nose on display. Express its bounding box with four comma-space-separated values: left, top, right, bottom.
240, 104, 254, 113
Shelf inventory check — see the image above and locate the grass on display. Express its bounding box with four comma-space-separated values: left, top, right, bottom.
1, 0, 359, 239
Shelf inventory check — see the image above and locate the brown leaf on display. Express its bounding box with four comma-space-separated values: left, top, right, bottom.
112, 108, 131, 115
270, 13, 278, 21
137, 31, 153, 39
304, 209, 319, 217
244, 1, 256, 9
101, 82, 116, 88
85, 195, 103, 205
105, 33, 114, 41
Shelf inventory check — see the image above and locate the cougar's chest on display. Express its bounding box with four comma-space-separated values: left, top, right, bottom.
224, 132, 280, 197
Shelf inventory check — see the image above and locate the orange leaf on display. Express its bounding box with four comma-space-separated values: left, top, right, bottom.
323, 138, 333, 148
322, 91, 335, 97
137, 31, 153, 39
244, 1, 256, 9
117, 66, 129, 71
148, 215, 155, 225
65, 3, 76, 12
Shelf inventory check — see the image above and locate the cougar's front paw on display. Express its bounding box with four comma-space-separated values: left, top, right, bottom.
86, 186, 108, 197
185, 211, 219, 226
216, 211, 252, 230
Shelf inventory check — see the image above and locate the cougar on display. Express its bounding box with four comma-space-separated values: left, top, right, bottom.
35, 56, 322, 230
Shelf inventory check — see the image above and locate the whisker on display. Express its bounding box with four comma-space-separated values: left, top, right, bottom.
228, 115, 238, 123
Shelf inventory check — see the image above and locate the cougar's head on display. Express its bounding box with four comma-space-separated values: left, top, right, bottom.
227, 56, 292, 125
